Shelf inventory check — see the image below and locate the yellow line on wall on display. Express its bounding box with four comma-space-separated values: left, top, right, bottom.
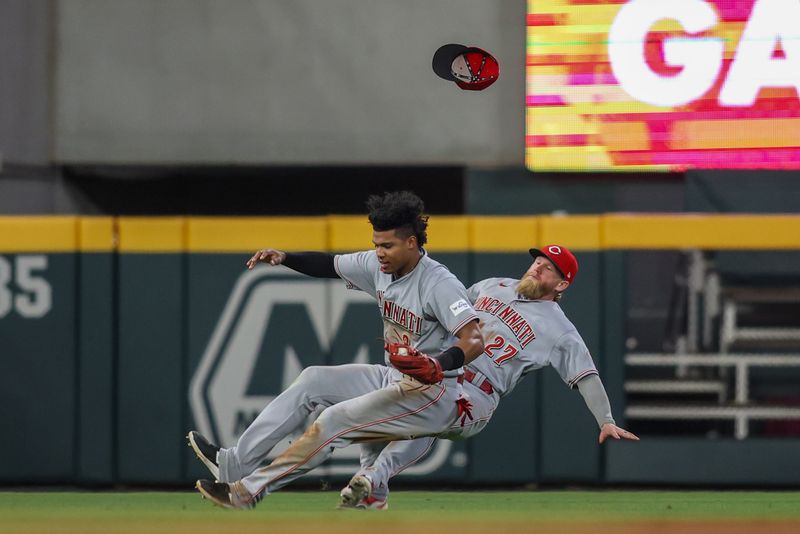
426, 216, 470, 252
3, 214, 800, 253
329, 216, 372, 252
117, 217, 186, 252
470, 216, 539, 252
188, 217, 328, 252
603, 214, 800, 250
79, 217, 115, 252
539, 215, 601, 250
0, 216, 78, 252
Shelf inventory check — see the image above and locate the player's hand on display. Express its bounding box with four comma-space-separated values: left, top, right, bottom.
246, 248, 287, 269
599, 423, 640, 444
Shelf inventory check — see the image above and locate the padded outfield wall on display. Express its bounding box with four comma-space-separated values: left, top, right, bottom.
2, 215, 800, 486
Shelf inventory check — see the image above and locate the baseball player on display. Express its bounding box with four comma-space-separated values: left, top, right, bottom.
188, 191, 493, 509
336, 244, 639, 510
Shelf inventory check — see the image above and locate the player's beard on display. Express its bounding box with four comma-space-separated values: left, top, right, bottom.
516, 277, 549, 300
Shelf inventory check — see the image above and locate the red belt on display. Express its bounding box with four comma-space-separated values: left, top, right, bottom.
463, 368, 495, 396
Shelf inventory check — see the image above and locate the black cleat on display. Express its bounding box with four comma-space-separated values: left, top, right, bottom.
195, 479, 237, 509
195, 479, 257, 510
187, 431, 220, 480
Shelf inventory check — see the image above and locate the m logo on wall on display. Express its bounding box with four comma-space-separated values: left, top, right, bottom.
189, 265, 453, 476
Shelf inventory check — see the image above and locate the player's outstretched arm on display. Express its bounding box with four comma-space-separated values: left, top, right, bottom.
599, 423, 640, 444
575, 374, 640, 444
246, 249, 339, 278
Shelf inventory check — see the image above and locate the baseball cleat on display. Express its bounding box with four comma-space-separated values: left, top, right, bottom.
357, 495, 389, 510
338, 475, 387, 510
195, 479, 261, 510
195, 479, 238, 509
187, 431, 220, 480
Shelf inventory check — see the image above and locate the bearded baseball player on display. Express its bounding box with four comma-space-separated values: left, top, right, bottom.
336, 244, 639, 510
188, 191, 493, 509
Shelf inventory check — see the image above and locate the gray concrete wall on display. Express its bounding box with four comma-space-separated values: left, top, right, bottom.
0, 0, 51, 165
54, 0, 525, 165
0, 168, 77, 214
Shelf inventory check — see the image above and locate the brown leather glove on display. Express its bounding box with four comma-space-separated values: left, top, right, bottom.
387, 343, 444, 384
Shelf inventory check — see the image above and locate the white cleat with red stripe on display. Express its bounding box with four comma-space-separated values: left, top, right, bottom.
338, 475, 388, 511
357, 495, 388, 510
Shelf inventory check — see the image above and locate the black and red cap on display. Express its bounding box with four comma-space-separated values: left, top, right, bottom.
529, 244, 578, 283
432, 43, 500, 91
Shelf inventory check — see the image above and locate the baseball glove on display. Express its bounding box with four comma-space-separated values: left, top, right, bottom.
387, 343, 444, 384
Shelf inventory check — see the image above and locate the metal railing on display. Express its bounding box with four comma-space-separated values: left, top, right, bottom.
625, 352, 800, 439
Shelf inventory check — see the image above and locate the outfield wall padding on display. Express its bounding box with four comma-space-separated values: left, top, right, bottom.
3, 215, 800, 486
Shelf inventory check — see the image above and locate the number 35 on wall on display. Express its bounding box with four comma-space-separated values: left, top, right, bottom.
0, 255, 52, 319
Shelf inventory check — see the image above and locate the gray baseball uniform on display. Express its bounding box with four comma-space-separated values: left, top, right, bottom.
216, 250, 496, 507
355, 277, 604, 498
336, 250, 479, 364
466, 277, 599, 393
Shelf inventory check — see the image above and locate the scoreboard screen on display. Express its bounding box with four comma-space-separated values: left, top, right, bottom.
526, 0, 800, 171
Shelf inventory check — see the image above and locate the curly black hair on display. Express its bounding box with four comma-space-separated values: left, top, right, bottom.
366, 191, 429, 248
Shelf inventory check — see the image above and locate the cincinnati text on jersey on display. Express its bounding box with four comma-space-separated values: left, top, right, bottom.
473, 295, 536, 348
381, 299, 424, 336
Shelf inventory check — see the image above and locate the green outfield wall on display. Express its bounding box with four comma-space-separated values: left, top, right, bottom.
2, 215, 800, 486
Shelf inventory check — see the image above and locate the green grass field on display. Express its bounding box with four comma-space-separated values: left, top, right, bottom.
2, 490, 799, 534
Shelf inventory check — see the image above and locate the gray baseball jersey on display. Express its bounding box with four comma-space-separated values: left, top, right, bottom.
335, 250, 479, 368
466, 277, 598, 396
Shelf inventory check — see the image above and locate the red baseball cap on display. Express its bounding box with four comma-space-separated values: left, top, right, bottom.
529, 244, 578, 283
432, 43, 500, 91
